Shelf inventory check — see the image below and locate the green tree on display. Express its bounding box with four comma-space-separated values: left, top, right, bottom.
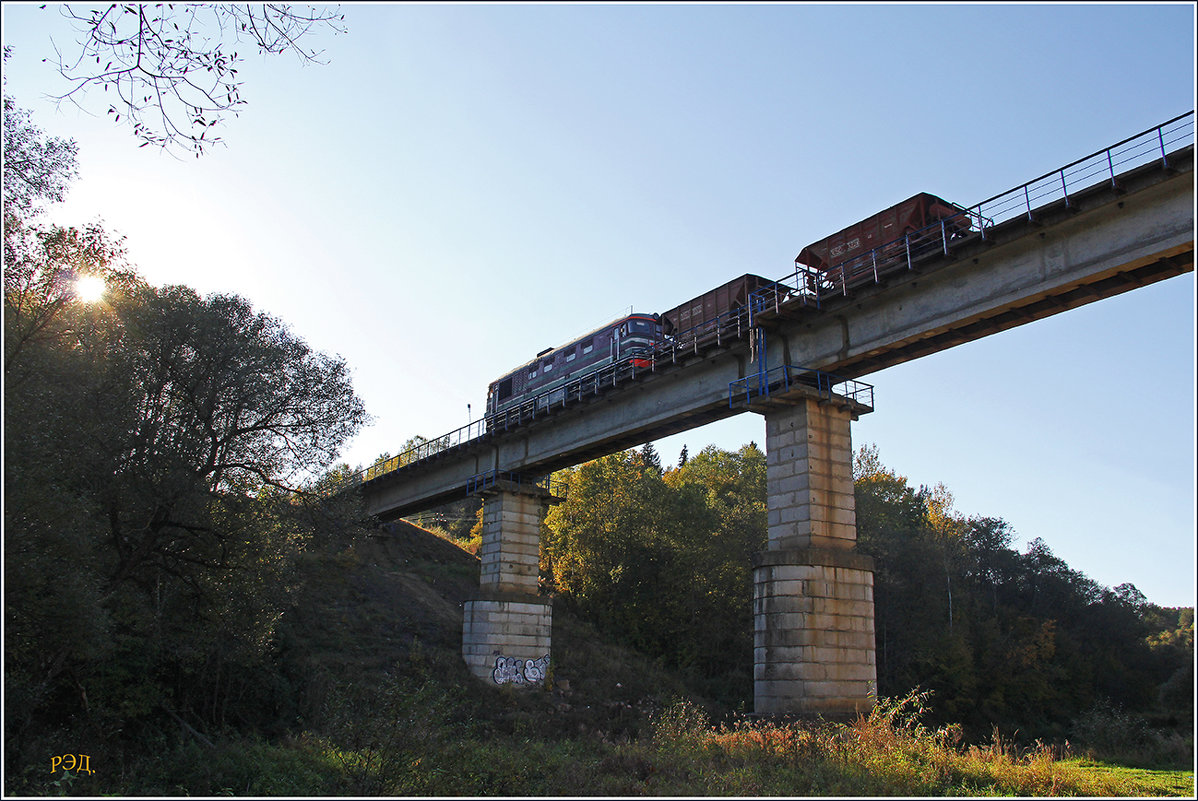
5, 278, 368, 741
4, 93, 369, 762
2, 49, 78, 213
855, 444, 1177, 735
543, 444, 767, 704
853, 444, 943, 695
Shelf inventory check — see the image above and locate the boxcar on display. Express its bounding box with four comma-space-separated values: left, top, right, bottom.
660, 273, 783, 337
486, 312, 662, 420
796, 192, 970, 273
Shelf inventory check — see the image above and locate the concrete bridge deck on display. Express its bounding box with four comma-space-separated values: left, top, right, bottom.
361, 142, 1193, 522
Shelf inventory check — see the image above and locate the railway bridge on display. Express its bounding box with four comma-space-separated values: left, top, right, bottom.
354, 115, 1194, 716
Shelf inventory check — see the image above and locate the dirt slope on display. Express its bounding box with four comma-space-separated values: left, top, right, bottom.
277, 520, 705, 738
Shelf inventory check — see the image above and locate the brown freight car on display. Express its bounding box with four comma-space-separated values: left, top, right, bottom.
660, 273, 784, 337
796, 192, 971, 273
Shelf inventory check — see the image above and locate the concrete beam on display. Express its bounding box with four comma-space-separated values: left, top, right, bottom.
363, 150, 1192, 520
759, 147, 1194, 378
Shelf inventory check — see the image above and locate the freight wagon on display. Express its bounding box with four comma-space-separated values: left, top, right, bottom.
796, 192, 972, 293
661, 273, 788, 347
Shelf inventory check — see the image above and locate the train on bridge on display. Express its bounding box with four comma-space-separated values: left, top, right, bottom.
484, 192, 972, 425
359, 110, 1192, 482
484, 273, 783, 421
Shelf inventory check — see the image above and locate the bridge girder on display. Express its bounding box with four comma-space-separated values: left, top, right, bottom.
363, 146, 1194, 520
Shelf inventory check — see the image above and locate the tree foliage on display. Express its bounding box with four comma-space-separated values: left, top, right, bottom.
3, 92, 370, 769
3, 48, 79, 212
850, 444, 1183, 733
545, 441, 1190, 733
43, 4, 347, 156
543, 443, 766, 703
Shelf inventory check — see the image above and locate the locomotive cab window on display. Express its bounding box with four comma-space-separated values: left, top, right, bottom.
582, 341, 593, 355
497, 377, 513, 400
566, 351, 576, 362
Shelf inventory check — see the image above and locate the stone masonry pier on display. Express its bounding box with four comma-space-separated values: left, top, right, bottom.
754, 396, 876, 717
461, 479, 557, 686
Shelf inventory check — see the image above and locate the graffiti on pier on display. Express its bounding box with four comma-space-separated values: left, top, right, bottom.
493, 654, 550, 685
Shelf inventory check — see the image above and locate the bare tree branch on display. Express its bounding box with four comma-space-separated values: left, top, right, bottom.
46, 4, 347, 157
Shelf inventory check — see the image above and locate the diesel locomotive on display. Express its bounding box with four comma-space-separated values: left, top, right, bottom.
484, 273, 786, 424
485, 313, 663, 420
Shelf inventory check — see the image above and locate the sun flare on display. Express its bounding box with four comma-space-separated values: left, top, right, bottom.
75, 275, 107, 303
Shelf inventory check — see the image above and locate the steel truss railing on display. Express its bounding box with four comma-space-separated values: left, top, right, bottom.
729, 365, 874, 411
348, 111, 1193, 489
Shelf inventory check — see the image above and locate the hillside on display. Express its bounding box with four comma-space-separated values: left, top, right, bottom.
278, 520, 708, 742
235, 521, 1195, 796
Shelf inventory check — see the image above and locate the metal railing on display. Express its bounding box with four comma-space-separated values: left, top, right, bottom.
757, 111, 1195, 308
349, 111, 1192, 489
969, 111, 1193, 229
464, 469, 567, 499
729, 365, 874, 411
359, 420, 490, 482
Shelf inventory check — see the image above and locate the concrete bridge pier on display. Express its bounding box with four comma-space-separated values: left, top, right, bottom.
461, 479, 556, 686
754, 396, 877, 717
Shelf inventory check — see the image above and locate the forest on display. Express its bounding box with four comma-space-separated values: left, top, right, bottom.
534, 442, 1193, 735
4, 77, 1194, 795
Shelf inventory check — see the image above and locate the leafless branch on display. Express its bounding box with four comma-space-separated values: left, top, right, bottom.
47, 4, 346, 157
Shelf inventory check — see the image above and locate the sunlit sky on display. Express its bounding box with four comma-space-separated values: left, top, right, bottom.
3, 3, 1194, 607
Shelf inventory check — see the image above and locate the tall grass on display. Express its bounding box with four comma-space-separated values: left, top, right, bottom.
294, 688, 1193, 796
21, 681, 1188, 797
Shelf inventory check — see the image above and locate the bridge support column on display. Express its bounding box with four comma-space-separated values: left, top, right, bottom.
462, 481, 555, 686
754, 397, 876, 717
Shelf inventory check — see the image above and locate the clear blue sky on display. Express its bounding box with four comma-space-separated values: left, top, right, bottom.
3, 3, 1194, 607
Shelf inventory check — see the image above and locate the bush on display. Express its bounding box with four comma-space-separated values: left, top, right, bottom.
1071, 698, 1151, 756
1069, 697, 1192, 768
